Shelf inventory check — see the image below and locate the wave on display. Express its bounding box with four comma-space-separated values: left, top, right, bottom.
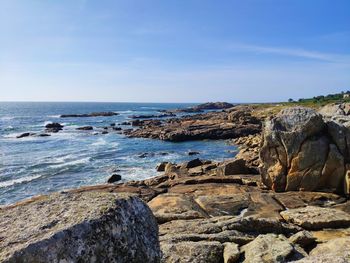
0, 174, 42, 188
49, 157, 91, 169
47, 115, 60, 118
0, 116, 15, 121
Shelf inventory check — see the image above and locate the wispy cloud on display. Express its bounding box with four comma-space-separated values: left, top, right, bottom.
227, 43, 350, 64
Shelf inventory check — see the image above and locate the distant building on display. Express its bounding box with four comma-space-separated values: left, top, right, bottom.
344, 93, 350, 99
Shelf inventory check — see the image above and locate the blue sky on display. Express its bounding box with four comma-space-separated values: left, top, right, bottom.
0, 0, 349, 102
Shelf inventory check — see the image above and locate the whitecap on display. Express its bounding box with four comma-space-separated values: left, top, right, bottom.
91, 138, 107, 146
0, 116, 15, 121
49, 157, 90, 168
0, 174, 42, 188
47, 115, 60, 118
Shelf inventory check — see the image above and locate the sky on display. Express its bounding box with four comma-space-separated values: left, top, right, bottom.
0, 0, 349, 103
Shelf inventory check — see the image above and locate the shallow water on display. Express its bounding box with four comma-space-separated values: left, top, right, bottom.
0, 102, 237, 205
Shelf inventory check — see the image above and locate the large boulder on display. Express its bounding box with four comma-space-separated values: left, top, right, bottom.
0, 192, 160, 263
260, 107, 347, 193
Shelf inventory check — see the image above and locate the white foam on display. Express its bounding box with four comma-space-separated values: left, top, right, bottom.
0, 174, 42, 188
91, 138, 107, 146
0, 116, 15, 121
49, 157, 90, 168
47, 115, 60, 118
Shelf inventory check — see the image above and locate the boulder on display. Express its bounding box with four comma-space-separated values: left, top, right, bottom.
181, 158, 203, 169
107, 174, 122, 183
241, 234, 305, 263
45, 122, 63, 133
217, 158, 257, 176
0, 192, 160, 262
156, 162, 169, 172
280, 206, 350, 230
260, 107, 347, 193
289, 231, 316, 249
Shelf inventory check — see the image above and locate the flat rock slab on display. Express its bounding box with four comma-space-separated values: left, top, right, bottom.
161, 241, 224, 263
0, 192, 160, 263
280, 206, 350, 230
241, 234, 305, 263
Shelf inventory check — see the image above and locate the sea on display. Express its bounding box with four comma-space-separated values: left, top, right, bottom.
0, 102, 237, 205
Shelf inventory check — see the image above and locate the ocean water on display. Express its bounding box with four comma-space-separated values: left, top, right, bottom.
0, 102, 237, 205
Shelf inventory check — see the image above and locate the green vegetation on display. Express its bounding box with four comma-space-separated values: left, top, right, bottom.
286, 91, 350, 108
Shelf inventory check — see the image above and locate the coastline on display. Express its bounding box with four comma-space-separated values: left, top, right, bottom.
2, 102, 350, 262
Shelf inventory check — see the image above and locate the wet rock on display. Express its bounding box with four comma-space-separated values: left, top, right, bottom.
60, 112, 118, 118
280, 206, 350, 230
37, 133, 51, 137
113, 127, 122, 131
102, 131, 108, 134
45, 122, 64, 133
241, 234, 305, 263
110, 123, 116, 126
16, 132, 35, 138
76, 126, 93, 130
120, 121, 131, 125
188, 151, 200, 156
157, 162, 169, 172
107, 174, 122, 183
0, 192, 160, 263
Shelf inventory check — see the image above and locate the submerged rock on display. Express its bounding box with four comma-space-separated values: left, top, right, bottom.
60, 112, 119, 118
76, 126, 93, 130
0, 192, 160, 263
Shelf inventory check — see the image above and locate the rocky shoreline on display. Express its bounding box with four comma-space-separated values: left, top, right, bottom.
2, 102, 350, 262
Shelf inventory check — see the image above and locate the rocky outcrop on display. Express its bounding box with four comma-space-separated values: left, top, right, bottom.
260, 107, 350, 194
76, 126, 94, 130
45, 122, 63, 133
192, 102, 235, 110
0, 191, 160, 263
125, 106, 262, 142
60, 112, 118, 118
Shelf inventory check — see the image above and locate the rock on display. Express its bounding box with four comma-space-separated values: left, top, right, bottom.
60, 112, 118, 118
113, 127, 122, 131
156, 162, 169, 172
102, 131, 108, 134
260, 107, 346, 193
280, 206, 350, 230
161, 241, 224, 263
45, 122, 63, 133
223, 242, 240, 263
107, 174, 122, 183
0, 192, 160, 262
138, 152, 155, 158
125, 107, 261, 142
319, 103, 350, 117
241, 234, 305, 263
217, 158, 257, 176
129, 113, 175, 119
76, 126, 93, 130
193, 102, 235, 110
121, 121, 131, 125
37, 133, 51, 137
294, 237, 350, 262
148, 193, 207, 223
16, 132, 35, 138
289, 231, 316, 249
181, 158, 203, 169
110, 123, 116, 126
188, 151, 200, 156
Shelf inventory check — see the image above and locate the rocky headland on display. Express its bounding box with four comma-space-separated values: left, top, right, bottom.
3, 102, 350, 262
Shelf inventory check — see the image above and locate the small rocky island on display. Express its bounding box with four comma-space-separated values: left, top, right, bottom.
2, 101, 350, 262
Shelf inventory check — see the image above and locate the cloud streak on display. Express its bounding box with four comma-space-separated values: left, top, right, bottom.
228, 43, 350, 64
